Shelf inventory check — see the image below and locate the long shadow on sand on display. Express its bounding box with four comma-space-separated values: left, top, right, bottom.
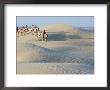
47, 32, 81, 41
48, 32, 66, 41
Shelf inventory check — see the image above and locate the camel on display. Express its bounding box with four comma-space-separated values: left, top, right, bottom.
16, 28, 23, 37
36, 30, 48, 41
31, 25, 38, 35
16, 25, 48, 42
23, 28, 29, 35
16, 25, 30, 37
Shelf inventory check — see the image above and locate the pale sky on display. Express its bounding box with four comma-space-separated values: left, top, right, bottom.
16, 16, 94, 28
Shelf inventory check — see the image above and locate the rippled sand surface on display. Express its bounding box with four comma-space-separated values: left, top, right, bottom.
17, 31, 94, 74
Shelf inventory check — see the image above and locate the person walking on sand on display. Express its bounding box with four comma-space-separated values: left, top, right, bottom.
43, 29, 48, 41
43, 29, 45, 37
26, 25, 27, 28
16, 27, 19, 36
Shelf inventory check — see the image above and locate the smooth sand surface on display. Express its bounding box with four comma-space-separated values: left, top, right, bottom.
17, 63, 93, 74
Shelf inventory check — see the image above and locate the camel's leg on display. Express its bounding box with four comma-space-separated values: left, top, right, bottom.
32, 31, 34, 35
18, 31, 19, 36
16, 32, 18, 37
17, 31, 19, 36
21, 32, 22, 36
24, 31, 26, 35
45, 38, 47, 42
36, 34, 38, 40
42, 38, 44, 41
46, 38, 47, 42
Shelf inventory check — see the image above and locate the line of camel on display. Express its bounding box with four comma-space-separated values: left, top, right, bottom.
16, 25, 48, 41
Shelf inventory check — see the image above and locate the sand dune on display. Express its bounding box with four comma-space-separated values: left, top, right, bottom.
17, 40, 94, 64
17, 24, 94, 74
40, 24, 80, 33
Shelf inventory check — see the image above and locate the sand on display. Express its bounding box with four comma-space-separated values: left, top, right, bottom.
17, 63, 93, 74
17, 25, 94, 74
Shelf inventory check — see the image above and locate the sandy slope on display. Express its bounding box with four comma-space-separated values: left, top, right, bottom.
40, 24, 80, 33
17, 63, 93, 74
17, 25, 94, 74
17, 39, 94, 64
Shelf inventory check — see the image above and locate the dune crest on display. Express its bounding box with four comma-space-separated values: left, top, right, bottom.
40, 23, 80, 33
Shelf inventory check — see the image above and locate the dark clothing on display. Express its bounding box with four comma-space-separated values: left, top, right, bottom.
43, 30, 46, 38
16, 27, 18, 31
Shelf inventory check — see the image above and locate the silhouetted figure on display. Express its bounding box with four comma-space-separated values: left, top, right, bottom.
38, 28, 39, 31
35, 25, 37, 28
43, 30, 46, 38
43, 29, 48, 41
16, 27, 18, 31
26, 25, 27, 28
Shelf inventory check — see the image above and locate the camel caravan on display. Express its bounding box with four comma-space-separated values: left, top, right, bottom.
16, 25, 48, 41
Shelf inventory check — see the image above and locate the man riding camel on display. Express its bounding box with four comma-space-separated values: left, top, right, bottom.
42, 29, 48, 41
